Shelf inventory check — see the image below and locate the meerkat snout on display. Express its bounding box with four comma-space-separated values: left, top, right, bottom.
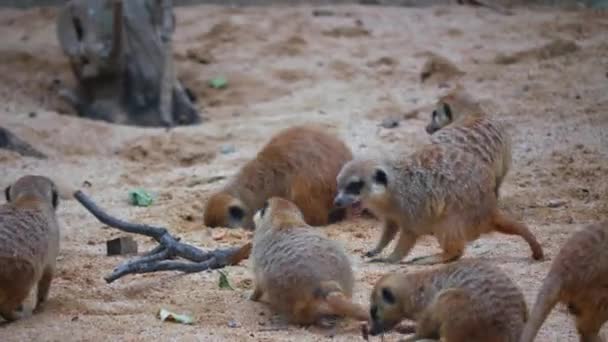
335, 161, 389, 210
425, 103, 453, 135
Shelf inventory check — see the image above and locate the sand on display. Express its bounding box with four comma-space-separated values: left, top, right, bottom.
0, 3, 607, 341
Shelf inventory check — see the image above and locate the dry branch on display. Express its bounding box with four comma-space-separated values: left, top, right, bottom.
73, 190, 251, 283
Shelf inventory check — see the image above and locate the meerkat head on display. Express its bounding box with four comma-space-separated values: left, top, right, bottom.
334, 159, 389, 210
5, 175, 59, 210
253, 197, 306, 233
425, 102, 454, 134
368, 273, 416, 336
203, 192, 251, 229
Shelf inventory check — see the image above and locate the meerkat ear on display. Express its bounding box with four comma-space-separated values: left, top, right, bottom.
373, 169, 388, 186
443, 103, 453, 121
228, 205, 245, 221
381, 287, 396, 304
260, 200, 269, 217
4, 186, 10, 202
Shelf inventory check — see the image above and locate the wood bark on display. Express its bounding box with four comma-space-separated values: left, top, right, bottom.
56, 0, 201, 127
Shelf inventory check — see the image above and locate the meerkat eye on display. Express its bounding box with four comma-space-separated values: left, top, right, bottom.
443, 103, 453, 121
4, 186, 10, 202
346, 180, 364, 194
228, 205, 245, 221
51, 189, 59, 209
373, 169, 388, 186
260, 200, 269, 217
382, 287, 396, 304
370, 305, 378, 320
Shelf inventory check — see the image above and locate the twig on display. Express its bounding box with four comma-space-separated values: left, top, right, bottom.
73, 190, 251, 283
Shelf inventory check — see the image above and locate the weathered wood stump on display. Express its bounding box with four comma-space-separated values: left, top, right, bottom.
56, 0, 201, 127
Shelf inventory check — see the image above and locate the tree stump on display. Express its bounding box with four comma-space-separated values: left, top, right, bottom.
56, 0, 201, 127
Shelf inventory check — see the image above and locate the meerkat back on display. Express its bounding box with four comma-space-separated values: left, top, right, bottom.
0, 175, 60, 322
426, 87, 512, 197
521, 221, 608, 342
204, 125, 353, 229
250, 197, 367, 325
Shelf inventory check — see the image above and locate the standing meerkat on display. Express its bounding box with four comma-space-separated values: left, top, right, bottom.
367, 260, 528, 342
0, 175, 61, 322
204, 125, 353, 230
249, 197, 368, 325
520, 221, 608, 342
426, 86, 511, 197
334, 143, 543, 265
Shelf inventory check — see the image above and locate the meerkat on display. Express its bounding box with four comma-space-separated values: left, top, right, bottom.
367, 260, 528, 342
426, 86, 511, 197
334, 143, 543, 265
249, 197, 368, 325
520, 221, 608, 342
0, 175, 61, 322
204, 125, 353, 230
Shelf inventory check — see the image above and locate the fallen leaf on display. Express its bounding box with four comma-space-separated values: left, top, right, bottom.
218, 270, 234, 290
128, 189, 154, 207
158, 308, 194, 325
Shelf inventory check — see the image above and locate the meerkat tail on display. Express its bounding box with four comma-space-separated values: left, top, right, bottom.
315, 281, 368, 321
325, 292, 369, 321
520, 276, 561, 342
491, 210, 544, 260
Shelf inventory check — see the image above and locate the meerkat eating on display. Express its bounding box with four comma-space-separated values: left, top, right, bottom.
367, 260, 528, 342
204, 125, 353, 229
0, 175, 61, 322
249, 197, 368, 325
334, 143, 543, 265
520, 221, 608, 342
426, 86, 511, 197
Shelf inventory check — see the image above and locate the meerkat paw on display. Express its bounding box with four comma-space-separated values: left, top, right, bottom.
249, 287, 264, 302
407, 254, 445, 265
364, 249, 381, 258
369, 256, 402, 264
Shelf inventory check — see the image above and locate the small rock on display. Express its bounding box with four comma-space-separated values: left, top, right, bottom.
575, 94, 581, 100
227, 319, 240, 328
438, 82, 450, 88
220, 145, 236, 154
106, 236, 138, 256
71, 316, 79, 322
380, 117, 399, 129
547, 199, 567, 208
82, 180, 92, 188
28, 111, 37, 118
522, 85, 530, 92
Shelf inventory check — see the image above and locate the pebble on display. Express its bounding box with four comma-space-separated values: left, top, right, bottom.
220, 145, 236, 154
380, 117, 399, 129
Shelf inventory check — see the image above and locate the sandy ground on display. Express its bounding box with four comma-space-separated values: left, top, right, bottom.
0, 3, 607, 342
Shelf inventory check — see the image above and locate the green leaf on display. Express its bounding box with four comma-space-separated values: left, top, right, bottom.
158, 308, 194, 325
128, 189, 153, 207
218, 270, 234, 290
209, 76, 228, 89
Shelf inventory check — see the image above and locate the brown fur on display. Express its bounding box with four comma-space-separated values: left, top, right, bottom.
335, 143, 543, 264
204, 125, 353, 229
0, 175, 60, 322
249, 197, 368, 325
369, 260, 528, 342
426, 86, 512, 197
520, 221, 608, 342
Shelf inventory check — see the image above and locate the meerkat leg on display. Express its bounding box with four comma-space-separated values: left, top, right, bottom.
36, 267, 54, 309
291, 177, 329, 226
408, 238, 464, 266
373, 229, 418, 264
0, 288, 30, 322
491, 210, 544, 260
575, 311, 605, 342
366, 220, 399, 258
